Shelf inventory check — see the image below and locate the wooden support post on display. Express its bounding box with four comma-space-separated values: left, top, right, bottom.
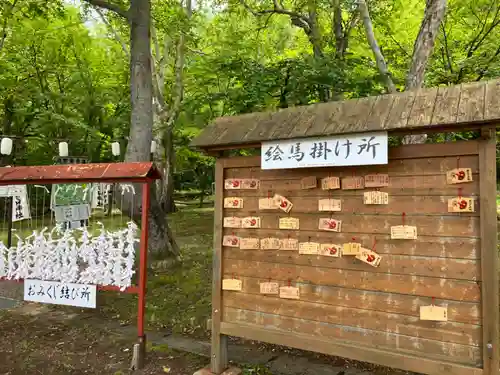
479, 127, 499, 375
211, 158, 228, 374
6, 196, 12, 248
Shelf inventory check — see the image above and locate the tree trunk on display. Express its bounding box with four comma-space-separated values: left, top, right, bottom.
405, 0, 447, 90
127, 0, 178, 258
357, 0, 396, 94
403, 0, 447, 145
160, 127, 176, 213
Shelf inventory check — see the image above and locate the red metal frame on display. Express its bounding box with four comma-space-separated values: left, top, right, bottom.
0, 162, 159, 360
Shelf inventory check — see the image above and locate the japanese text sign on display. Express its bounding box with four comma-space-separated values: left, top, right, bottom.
261, 132, 388, 170
24, 279, 97, 308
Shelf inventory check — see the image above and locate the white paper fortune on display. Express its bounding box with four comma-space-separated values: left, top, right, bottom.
318, 198, 341, 212
363, 191, 389, 205
222, 279, 242, 291
260, 237, 280, 250
390, 225, 417, 240
261, 132, 388, 170
224, 197, 244, 209
446, 168, 473, 184
364, 174, 389, 187
321, 177, 340, 190
223, 217, 242, 228
241, 216, 261, 228
279, 217, 300, 230
343, 242, 361, 256
224, 179, 241, 189
299, 242, 320, 255
420, 305, 447, 321
239, 238, 260, 250
447, 197, 475, 212
279, 286, 300, 299
279, 238, 299, 250
319, 218, 342, 232
319, 243, 342, 257
260, 282, 279, 294
356, 248, 382, 267
223, 235, 240, 247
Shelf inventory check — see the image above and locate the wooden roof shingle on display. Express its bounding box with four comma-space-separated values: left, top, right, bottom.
192, 79, 500, 150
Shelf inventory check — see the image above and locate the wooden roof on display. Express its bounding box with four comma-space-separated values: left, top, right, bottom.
0, 162, 161, 185
192, 79, 500, 150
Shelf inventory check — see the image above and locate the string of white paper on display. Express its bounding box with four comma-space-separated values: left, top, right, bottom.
0, 222, 139, 290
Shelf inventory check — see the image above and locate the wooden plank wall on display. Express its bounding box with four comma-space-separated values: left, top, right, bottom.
218, 141, 483, 369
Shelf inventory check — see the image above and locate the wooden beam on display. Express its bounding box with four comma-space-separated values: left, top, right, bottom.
479, 127, 499, 375
220, 322, 483, 375
210, 158, 228, 374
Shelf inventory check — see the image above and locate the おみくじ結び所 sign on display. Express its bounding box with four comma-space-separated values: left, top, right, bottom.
24, 279, 97, 308
261, 132, 388, 169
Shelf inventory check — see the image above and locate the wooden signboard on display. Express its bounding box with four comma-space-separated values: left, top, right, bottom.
446, 168, 473, 184
222, 235, 240, 247
213, 138, 492, 375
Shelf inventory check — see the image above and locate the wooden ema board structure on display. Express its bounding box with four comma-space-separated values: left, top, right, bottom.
216, 141, 493, 375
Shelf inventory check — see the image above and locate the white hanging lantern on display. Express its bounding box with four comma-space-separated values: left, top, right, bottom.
111, 142, 121, 156
58, 142, 69, 157
1, 137, 13, 155
150, 140, 157, 154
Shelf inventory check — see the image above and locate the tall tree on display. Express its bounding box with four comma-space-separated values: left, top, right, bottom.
82, 0, 179, 257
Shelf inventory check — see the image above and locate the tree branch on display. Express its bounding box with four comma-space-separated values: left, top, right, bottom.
94, 6, 129, 56
238, 0, 311, 29
357, 0, 396, 93
82, 0, 130, 20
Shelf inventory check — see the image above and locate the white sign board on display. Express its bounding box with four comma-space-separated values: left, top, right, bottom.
261, 132, 388, 170
24, 279, 97, 308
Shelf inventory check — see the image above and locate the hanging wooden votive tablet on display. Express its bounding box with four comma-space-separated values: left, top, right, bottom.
342, 176, 364, 190
222, 278, 242, 291
363, 191, 389, 205
446, 168, 472, 184
260, 282, 279, 295
299, 241, 320, 255
420, 305, 448, 322
279, 217, 300, 230
319, 243, 342, 257
239, 238, 260, 250
364, 174, 389, 188
279, 238, 299, 250
390, 225, 417, 240
224, 179, 241, 189
224, 197, 243, 209
259, 197, 278, 210
223, 217, 241, 228
279, 285, 300, 300
318, 198, 341, 211
356, 248, 382, 267
343, 242, 361, 256
260, 237, 280, 250
242, 216, 261, 228
321, 177, 340, 190
319, 218, 342, 232
241, 178, 260, 189
274, 194, 293, 213
447, 197, 475, 212
222, 235, 240, 247
301, 176, 317, 189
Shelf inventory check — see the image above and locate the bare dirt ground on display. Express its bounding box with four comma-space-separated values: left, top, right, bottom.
0, 308, 207, 375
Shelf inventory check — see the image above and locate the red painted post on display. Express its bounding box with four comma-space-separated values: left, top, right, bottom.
136, 181, 150, 367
